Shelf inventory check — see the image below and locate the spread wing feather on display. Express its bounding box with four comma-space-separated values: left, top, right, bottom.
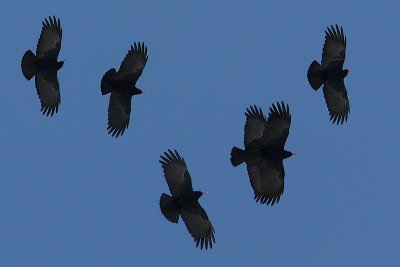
107, 91, 132, 137
117, 42, 148, 84
261, 102, 291, 149
181, 202, 215, 250
246, 157, 285, 206
323, 79, 350, 125
35, 71, 60, 116
321, 25, 346, 68
36, 16, 62, 60
159, 150, 193, 197
244, 105, 267, 148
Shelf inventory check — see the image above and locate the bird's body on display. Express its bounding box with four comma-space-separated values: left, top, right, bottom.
307, 24, 350, 124
106, 80, 142, 95
260, 148, 293, 160
238, 143, 293, 161
231, 102, 294, 206
101, 43, 148, 137
33, 59, 64, 72
320, 67, 348, 81
159, 149, 215, 250
21, 16, 63, 116
167, 191, 203, 210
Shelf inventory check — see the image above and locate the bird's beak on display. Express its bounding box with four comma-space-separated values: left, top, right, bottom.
203, 191, 208, 195
292, 152, 297, 156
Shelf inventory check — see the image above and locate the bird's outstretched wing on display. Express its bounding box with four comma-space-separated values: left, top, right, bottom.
180, 202, 215, 250
260, 102, 291, 149
107, 91, 132, 137
323, 79, 350, 124
321, 25, 346, 69
244, 105, 267, 148
160, 149, 193, 197
117, 42, 148, 84
36, 16, 62, 60
35, 71, 60, 116
246, 157, 285, 206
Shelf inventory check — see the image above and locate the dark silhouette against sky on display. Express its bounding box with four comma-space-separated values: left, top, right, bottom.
2, 0, 400, 266
21, 16, 63, 116
231, 102, 293, 206
160, 149, 215, 250
307, 25, 350, 124
101, 43, 148, 137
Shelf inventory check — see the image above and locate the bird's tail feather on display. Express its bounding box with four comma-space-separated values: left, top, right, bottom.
101, 68, 117, 95
160, 193, 179, 223
230, 147, 246, 167
21, 50, 37, 80
307, 60, 324, 90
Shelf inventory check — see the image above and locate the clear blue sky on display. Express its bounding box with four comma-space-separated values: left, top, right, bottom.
1, 0, 399, 266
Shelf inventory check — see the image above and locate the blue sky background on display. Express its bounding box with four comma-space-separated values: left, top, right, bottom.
1, 0, 399, 266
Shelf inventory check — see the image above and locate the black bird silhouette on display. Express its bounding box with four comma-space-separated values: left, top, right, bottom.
21, 16, 63, 116
159, 149, 215, 250
101, 43, 148, 137
230, 102, 295, 206
307, 25, 350, 125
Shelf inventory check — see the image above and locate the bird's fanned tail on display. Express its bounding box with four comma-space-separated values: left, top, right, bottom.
230, 147, 246, 167
21, 50, 37, 80
307, 60, 324, 90
160, 193, 179, 223
101, 68, 117, 95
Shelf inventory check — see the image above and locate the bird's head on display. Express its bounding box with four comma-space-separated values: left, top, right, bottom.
194, 191, 207, 200
283, 150, 296, 159
58, 60, 65, 69
133, 87, 144, 95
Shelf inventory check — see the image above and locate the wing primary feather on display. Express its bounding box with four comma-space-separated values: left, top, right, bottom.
175, 150, 183, 162
277, 102, 283, 115
250, 105, 255, 114
335, 24, 340, 37
273, 103, 278, 114
160, 155, 169, 163
326, 27, 331, 36
174, 150, 181, 161
257, 106, 262, 118
330, 26, 335, 36
164, 152, 173, 161
327, 25, 333, 36
170, 150, 178, 161
50, 16, 55, 28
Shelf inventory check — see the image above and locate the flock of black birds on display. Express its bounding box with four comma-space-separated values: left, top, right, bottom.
21, 17, 350, 250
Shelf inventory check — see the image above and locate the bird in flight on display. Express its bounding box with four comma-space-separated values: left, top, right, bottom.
21, 16, 63, 116
159, 149, 215, 249
101, 43, 148, 137
307, 24, 350, 125
230, 102, 295, 206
